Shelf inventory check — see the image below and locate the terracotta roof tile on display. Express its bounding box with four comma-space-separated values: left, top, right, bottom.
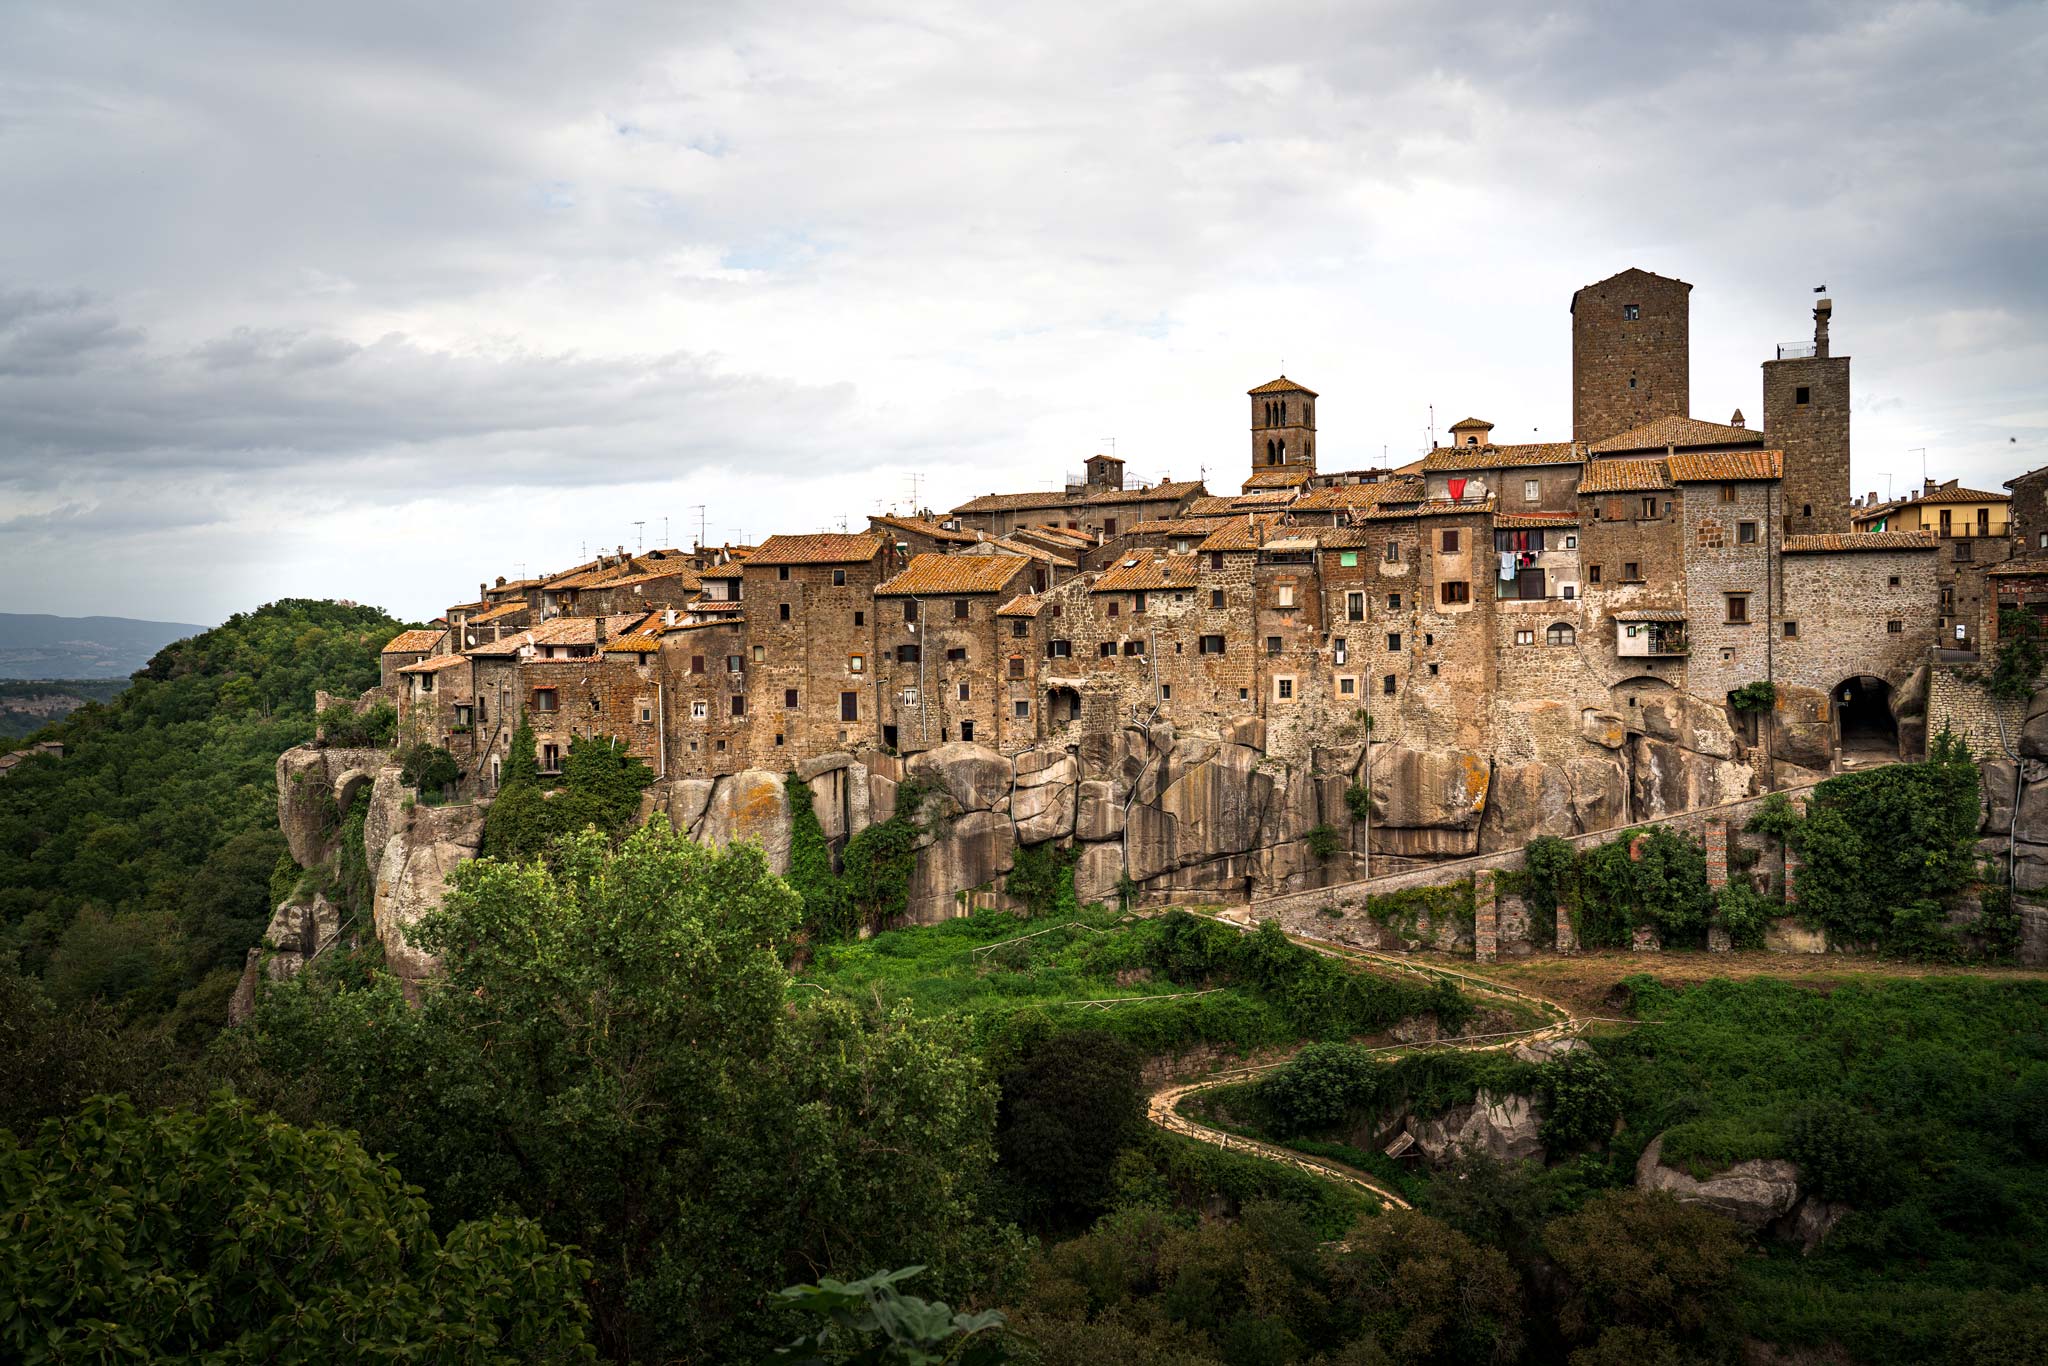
1229, 490, 1299, 508
469, 600, 530, 624
996, 593, 1050, 617
1091, 553, 1202, 592
397, 653, 468, 674
1125, 516, 1230, 536
1292, 477, 1425, 511
1901, 483, 2011, 506
1242, 468, 1312, 490
1494, 511, 1580, 528
1247, 375, 1317, 396
870, 513, 980, 544
1420, 442, 1581, 473
1578, 458, 1672, 494
1613, 608, 1689, 622
381, 628, 447, 655
988, 536, 1077, 566
1666, 449, 1784, 482
1587, 415, 1764, 455
950, 480, 1205, 515
1783, 531, 1938, 553
1184, 495, 1238, 517
1198, 513, 1287, 551
745, 532, 888, 566
875, 553, 1034, 596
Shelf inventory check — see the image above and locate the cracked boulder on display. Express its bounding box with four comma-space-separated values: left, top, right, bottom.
1634, 1132, 1799, 1229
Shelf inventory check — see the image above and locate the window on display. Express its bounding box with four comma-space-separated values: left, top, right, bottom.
959, 721, 975, 742
1623, 303, 1640, 320
1211, 552, 1226, 570
849, 653, 865, 673
854, 610, 865, 626
1123, 640, 1144, 656
1387, 632, 1402, 652
1795, 386, 1810, 405
1134, 591, 1147, 614
1783, 620, 1799, 637
1719, 483, 1736, 503
785, 688, 799, 709
1266, 635, 1283, 655
779, 602, 791, 621
1334, 637, 1348, 664
833, 568, 846, 586
1428, 662, 1440, 676
1385, 541, 1400, 563
542, 743, 561, 771
1956, 540, 1974, 562
774, 733, 785, 747
896, 644, 920, 663
455, 703, 472, 727
1425, 633, 1434, 646
1198, 634, 1225, 655
2038, 532, 2047, 550
1275, 677, 1294, 700
1008, 654, 1024, 678
778, 566, 790, 581
731, 695, 746, 717
1382, 675, 1396, 695
1107, 601, 1120, 618
715, 739, 726, 753
1211, 589, 1226, 609
952, 598, 969, 620
1348, 592, 1366, 621
1338, 676, 1356, 696
1622, 562, 1639, 582
946, 647, 966, 662
1562, 584, 1577, 600
1277, 585, 1294, 608
1888, 620, 1904, 634
1441, 529, 1460, 552
1802, 504, 1813, 517
690, 700, 707, 720
1047, 639, 1071, 658
1098, 642, 1116, 658
1015, 700, 1030, 719
1589, 564, 1602, 584
1888, 575, 1901, 588
1547, 623, 1575, 646
752, 645, 764, 662
1726, 594, 1750, 624
1007, 618, 1027, 638
1564, 534, 1577, 549
1641, 497, 1659, 519
1524, 478, 1540, 502
840, 692, 858, 721
1340, 550, 1358, 567
532, 687, 557, 712
1515, 629, 1534, 645
1738, 521, 1758, 544
1440, 581, 1470, 605
1103, 519, 1117, 537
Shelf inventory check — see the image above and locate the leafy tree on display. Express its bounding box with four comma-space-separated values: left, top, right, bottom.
317, 700, 397, 747
788, 772, 855, 940
1323, 1207, 1524, 1365
1541, 1190, 1742, 1348
1987, 608, 2044, 702
995, 1028, 1144, 1227
480, 733, 652, 861
841, 779, 933, 931
0, 966, 174, 1137
228, 822, 1012, 1364
1256, 1039, 1381, 1135
775, 1266, 1014, 1364
398, 741, 461, 794
1538, 1050, 1620, 1153
1005, 841, 1080, 918
503, 719, 541, 786
0, 1094, 594, 1364
1786, 1098, 1890, 1204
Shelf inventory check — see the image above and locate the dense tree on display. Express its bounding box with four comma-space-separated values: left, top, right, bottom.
225, 822, 1014, 1363
1541, 1190, 1742, 1349
1324, 1208, 1524, 1365
0, 1094, 593, 1364
479, 733, 651, 860
995, 1028, 1144, 1227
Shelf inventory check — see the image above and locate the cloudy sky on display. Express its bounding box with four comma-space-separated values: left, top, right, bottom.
3, 1, 2043, 624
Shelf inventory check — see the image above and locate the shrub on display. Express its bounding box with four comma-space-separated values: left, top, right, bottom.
1325, 1208, 1525, 1365
995, 1029, 1144, 1227
1728, 680, 1777, 712
398, 741, 461, 793
1007, 841, 1080, 919
1539, 1050, 1621, 1152
1304, 823, 1342, 861
1715, 881, 1772, 949
1987, 607, 2044, 702
1543, 1189, 1743, 1346
318, 700, 397, 747
1786, 1098, 1890, 1204
786, 773, 853, 941
841, 778, 934, 931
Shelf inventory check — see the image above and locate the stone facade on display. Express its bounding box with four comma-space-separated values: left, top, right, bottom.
1762, 299, 1852, 537
1571, 268, 1691, 444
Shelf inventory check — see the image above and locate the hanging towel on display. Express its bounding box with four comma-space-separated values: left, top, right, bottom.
1499, 550, 1517, 580
1448, 478, 1467, 501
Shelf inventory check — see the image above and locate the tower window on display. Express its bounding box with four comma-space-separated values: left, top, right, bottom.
1628, 376, 1637, 389
1802, 504, 1813, 517
1623, 303, 1640, 321
1795, 386, 1811, 405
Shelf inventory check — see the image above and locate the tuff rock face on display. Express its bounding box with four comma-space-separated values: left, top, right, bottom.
1634, 1132, 1800, 1229
1410, 1090, 1546, 1165
276, 745, 388, 867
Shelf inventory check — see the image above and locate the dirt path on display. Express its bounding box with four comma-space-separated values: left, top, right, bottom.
1144, 912, 1584, 1210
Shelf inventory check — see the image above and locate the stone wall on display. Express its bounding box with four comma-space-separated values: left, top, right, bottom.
1572, 269, 1691, 444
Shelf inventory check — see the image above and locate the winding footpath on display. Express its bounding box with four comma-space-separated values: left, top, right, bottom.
1144, 911, 1585, 1211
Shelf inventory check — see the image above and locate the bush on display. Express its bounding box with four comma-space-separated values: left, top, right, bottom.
480, 733, 651, 861
1304, 824, 1342, 861
1576, 827, 1713, 947
786, 773, 853, 941
995, 1029, 1144, 1227
1007, 841, 1081, 919
318, 700, 397, 747
1539, 1050, 1621, 1153
1325, 1207, 1525, 1364
1715, 881, 1772, 950
1786, 1098, 1890, 1204
1543, 1189, 1743, 1347
1728, 680, 1777, 712
841, 779, 934, 931
398, 741, 461, 793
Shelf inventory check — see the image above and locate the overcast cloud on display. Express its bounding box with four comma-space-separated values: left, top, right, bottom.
2, 0, 2043, 623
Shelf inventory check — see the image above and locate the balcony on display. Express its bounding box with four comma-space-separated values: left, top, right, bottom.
1776, 342, 1816, 360
1615, 614, 1688, 658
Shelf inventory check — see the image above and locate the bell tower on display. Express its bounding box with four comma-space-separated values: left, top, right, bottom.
1248, 376, 1318, 479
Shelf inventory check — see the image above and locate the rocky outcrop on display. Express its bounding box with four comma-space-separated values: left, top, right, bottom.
276, 745, 388, 868
907, 742, 1013, 813
1367, 746, 1491, 858
260, 890, 342, 981
1775, 1195, 1849, 1254
369, 781, 486, 992
687, 769, 793, 873
1634, 1132, 1800, 1229
1410, 1090, 1545, 1165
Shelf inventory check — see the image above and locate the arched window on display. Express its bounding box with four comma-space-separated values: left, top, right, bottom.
1547, 622, 1575, 646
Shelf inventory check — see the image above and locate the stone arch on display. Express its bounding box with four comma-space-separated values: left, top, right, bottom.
1835, 675, 1897, 762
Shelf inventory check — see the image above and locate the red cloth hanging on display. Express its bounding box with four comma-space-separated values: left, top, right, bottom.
1448, 478, 1467, 501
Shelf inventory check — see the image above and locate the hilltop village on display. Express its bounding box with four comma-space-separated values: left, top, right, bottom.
339, 267, 2048, 916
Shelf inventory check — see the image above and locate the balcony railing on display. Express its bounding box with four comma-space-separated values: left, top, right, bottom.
1776, 342, 1816, 360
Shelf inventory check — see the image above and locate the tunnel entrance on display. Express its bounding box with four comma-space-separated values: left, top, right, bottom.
1836, 676, 1897, 765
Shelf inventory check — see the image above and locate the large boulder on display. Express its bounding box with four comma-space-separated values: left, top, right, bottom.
691, 769, 793, 873
1075, 779, 1123, 841
1769, 685, 1835, 771
1776, 1195, 1850, 1255
1567, 755, 1628, 834
371, 801, 486, 992
1158, 742, 1269, 863
803, 756, 872, 842
665, 777, 716, 832
1074, 842, 1126, 905
1634, 1132, 1800, 1229
1981, 760, 2018, 834
260, 891, 342, 982
1629, 736, 1749, 821
1366, 746, 1491, 858
906, 809, 1016, 922
2022, 692, 2048, 760
1581, 708, 1628, 750
1124, 802, 1178, 882
1012, 750, 1079, 844
1481, 762, 1576, 849
1638, 695, 1738, 761
907, 742, 1013, 813
1410, 1090, 1544, 1165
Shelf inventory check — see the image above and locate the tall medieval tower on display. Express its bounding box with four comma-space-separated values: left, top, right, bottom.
1571, 268, 1691, 444
1248, 376, 1317, 478
1762, 297, 1851, 536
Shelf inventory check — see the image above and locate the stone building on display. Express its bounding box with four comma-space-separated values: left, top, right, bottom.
1571, 267, 1691, 444
1763, 297, 1852, 538
873, 553, 1038, 751
1852, 480, 2012, 649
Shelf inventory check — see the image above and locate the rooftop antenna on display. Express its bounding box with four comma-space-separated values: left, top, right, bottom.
632, 520, 646, 551
690, 504, 707, 548
1910, 448, 1928, 491
1427, 404, 1436, 449
905, 472, 924, 513
662, 516, 669, 547
1101, 437, 1117, 458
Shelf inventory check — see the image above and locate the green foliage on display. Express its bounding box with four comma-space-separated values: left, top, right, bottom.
1538, 1051, 1620, 1153
1785, 1098, 1889, 1204
787, 772, 855, 941
0, 1093, 594, 1363
398, 740, 461, 794
0, 966, 177, 1137
1303, 823, 1341, 861
1976, 881, 2023, 960
479, 733, 652, 861
1362, 880, 1474, 943
1728, 679, 1777, 712
502, 719, 541, 786
1343, 782, 1371, 823
841, 778, 936, 931
0, 599, 403, 1033
1006, 841, 1081, 919
1714, 881, 1772, 949
1325, 1207, 1525, 1365
1576, 826, 1713, 947
1522, 836, 1577, 924
1542, 1189, 1744, 1349
1792, 736, 1982, 952
317, 700, 397, 747
994, 1029, 1144, 1228
227, 822, 1013, 1363
1744, 791, 1805, 842
1256, 1044, 1542, 1139
1987, 608, 2045, 701
776, 1266, 1013, 1365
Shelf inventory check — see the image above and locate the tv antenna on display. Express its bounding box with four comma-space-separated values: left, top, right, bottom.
905, 472, 924, 513
1101, 437, 1117, 458
632, 520, 645, 551
690, 505, 707, 548
661, 516, 670, 547
1910, 448, 1928, 490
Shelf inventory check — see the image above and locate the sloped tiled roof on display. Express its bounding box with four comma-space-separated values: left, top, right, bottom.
987, 536, 1076, 566
1405, 496, 1497, 518
1229, 489, 1299, 508
874, 553, 1033, 596
1448, 417, 1494, 432
950, 480, 1205, 515
1247, 375, 1317, 396
397, 653, 468, 674
1242, 468, 1312, 490
1198, 513, 1287, 552
1091, 553, 1202, 592
1587, 415, 1764, 455
871, 513, 980, 545
1666, 449, 1784, 482
1023, 523, 1095, 546
1612, 608, 1689, 622
522, 614, 647, 647
469, 600, 530, 624
1906, 483, 2010, 505
745, 532, 887, 566
1494, 511, 1580, 529
1185, 495, 1238, 517
1578, 458, 1672, 494
697, 559, 748, 579
1292, 477, 1425, 512
1420, 442, 1580, 473
996, 593, 1051, 618
1125, 516, 1231, 536
1783, 531, 1938, 553
381, 629, 446, 655
1850, 500, 1908, 525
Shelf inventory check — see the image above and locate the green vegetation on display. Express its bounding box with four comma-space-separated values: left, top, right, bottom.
397, 739, 461, 796
0, 1094, 594, 1364
1728, 679, 1777, 712
0, 679, 129, 741
1987, 607, 2045, 701
1361, 879, 1474, 942
774, 1266, 1014, 1364
0, 600, 405, 1034
1304, 822, 1341, 861
839, 777, 935, 930
479, 732, 651, 860
1004, 839, 1080, 918
316, 699, 397, 747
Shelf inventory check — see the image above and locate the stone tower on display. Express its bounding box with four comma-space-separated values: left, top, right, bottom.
1571, 268, 1691, 444
1248, 376, 1318, 478
1763, 296, 1852, 536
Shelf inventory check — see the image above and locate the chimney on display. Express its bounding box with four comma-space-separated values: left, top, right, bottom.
479, 582, 487, 601
1813, 297, 1832, 359
495, 575, 506, 587
1729, 409, 1745, 429
595, 617, 607, 645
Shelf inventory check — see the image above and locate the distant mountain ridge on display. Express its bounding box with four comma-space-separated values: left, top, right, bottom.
0, 613, 207, 679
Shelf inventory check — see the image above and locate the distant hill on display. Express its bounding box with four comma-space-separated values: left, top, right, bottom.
0, 613, 207, 679
0, 679, 131, 740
